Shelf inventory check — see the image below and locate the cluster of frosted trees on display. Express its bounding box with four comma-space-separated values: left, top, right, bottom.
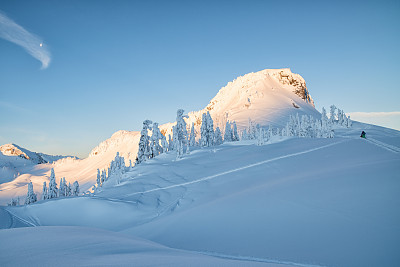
95, 152, 129, 190
41, 169, 80, 201
135, 109, 240, 162
92, 109, 239, 189
243, 105, 352, 146
9, 168, 80, 206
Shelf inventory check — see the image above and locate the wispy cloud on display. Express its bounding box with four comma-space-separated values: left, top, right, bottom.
0, 11, 51, 69
348, 111, 400, 131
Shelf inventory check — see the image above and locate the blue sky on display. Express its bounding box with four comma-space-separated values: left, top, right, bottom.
0, 0, 399, 157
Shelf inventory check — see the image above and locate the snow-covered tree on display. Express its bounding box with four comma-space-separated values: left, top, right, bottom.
8, 198, 19, 206
136, 120, 152, 164
101, 170, 106, 184
48, 168, 58, 199
189, 122, 196, 147
66, 182, 72, 197
200, 113, 208, 146
330, 105, 337, 123
161, 134, 168, 153
42, 181, 48, 200
175, 109, 189, 159
151, 122, 163, 157
59, 177, 66, 197
232, 121, 240, 141
346, 115, 352, 128
224, 121, 232, 142
25, 182, 37, 205
96, 169, 101, 187
241, 129, 249, 140
256, 127, 265, 146
214, 127, 223, 145
72, 181, 80, 196
107, 152, 126, 184
207, 111, 214, 146
168, 134, 173, 151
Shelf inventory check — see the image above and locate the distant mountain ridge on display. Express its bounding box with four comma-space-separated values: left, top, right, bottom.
0, 143, 77, 164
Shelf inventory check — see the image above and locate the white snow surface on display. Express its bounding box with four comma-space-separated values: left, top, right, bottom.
0, 226, 293, 267
0, 68, 319, 204
1, 122, 400, 267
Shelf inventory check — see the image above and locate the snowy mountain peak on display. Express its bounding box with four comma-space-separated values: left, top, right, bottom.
0, 143, 46, 164
184, 68, 319, 132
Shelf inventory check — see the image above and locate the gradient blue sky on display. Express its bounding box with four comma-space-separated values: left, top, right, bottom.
0, 0, 399, 158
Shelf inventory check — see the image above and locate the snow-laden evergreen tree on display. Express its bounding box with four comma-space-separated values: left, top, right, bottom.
175, 109, 189, 159
321, 107, 328, 123
232, 121, 240, 141
241, 129, 249, 140
214, 127, 223, 145
48, 168, 58, 199
151, 122, 163, 157
96, 169, 101, 187
266, 125, 273, 140
42, 181, 48, 200
346, 115, 352, 128
206, 111, 215, 146
189, 122, 196, 147
8, 198, 19, 206
66, 182, 72, 197
72, 181, 80, 196
24, 182, 37, 205
107, 152, 126, 184
200, 113, 208, 146
256, 127, 265, 146
224, 121, 232, 142
168, 134, 173, 151
101, 170, 106, 184
59, 177, 66, 197
136, 120, 152, 164
330, 105, 337, 123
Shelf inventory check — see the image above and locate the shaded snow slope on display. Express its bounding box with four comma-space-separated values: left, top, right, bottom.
0, 226, 291, 267
0, 68, 320, 204
4, 123, 400, 267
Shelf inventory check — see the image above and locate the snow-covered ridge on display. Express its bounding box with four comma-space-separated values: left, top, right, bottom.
0, 143, 77, 164
181, 68, 318, 134
88, 130, 140, 160
0, 144, 47, 164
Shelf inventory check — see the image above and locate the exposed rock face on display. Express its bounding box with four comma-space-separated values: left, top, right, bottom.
272, 69, 314, 106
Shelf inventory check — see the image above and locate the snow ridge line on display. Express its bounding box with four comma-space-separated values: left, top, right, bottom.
364, 138, 400, 153
125, 140, 346, 197
197, 250, 326, 267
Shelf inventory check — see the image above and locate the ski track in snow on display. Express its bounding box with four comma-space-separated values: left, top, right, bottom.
124, 140, 347, 197
197, 251, 327, 267
3, 207, 36, 227
364, 138, 400, 153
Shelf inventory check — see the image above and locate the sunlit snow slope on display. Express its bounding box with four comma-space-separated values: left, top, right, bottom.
0, 68, 319, 205
3, 122, 400, 267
